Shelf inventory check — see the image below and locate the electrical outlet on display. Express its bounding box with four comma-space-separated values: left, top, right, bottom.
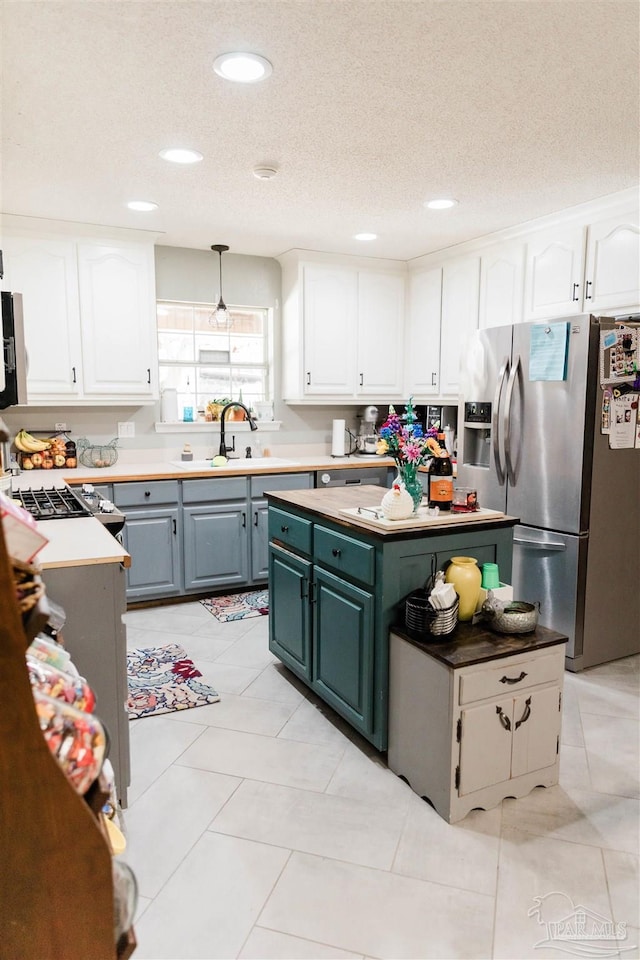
117, 421, 135, 439
54, 422, 68, 432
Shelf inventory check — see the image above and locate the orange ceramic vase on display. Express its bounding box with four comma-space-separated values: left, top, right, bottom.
445, 556, 482, 621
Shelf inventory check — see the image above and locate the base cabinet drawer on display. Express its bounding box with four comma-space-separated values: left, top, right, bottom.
458, 651, 562, 704
268, 507, 313, 556
114, 480, 179, 508
314, 525, 375, 585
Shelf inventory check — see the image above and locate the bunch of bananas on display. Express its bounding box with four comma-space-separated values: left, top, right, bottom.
14, 429, 52, 453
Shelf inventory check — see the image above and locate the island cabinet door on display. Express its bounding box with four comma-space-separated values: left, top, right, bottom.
268, 544, 312, 681
312, 566, 375, 737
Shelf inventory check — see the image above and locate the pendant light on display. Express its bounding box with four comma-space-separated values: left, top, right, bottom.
209, 244, 232, 328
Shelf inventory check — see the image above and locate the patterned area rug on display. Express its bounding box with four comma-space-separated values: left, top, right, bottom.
201, 589, 269, 622
127, 643, 220, 719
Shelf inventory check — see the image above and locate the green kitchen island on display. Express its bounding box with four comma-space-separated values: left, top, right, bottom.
267, 484, 518, 751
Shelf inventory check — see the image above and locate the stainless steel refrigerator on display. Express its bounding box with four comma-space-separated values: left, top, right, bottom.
457, 314, 639, 670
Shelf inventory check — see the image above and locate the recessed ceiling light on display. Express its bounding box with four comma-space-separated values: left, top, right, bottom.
159, 148, 203, 164
425, 198, 459, 210
253, 165, 278, 180
214, 52, 273, 83
354, 233, 378, 241
127, 200, 158, 212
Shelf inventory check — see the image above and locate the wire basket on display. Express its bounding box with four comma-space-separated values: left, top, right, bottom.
404, 589, 459, 639
77, 438, 118, 469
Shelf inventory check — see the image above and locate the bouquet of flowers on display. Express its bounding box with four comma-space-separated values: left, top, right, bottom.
377, 398, 441, 510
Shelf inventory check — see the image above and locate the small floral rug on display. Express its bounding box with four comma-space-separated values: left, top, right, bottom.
200, 589, 269, 622
127, 643, 220, 719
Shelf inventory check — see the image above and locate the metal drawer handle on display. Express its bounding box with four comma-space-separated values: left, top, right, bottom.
515, 697, 532, 729
254, 511, 259, 527
280, 524, 289, 533
496, 705, 511, 731
572, 282, 580, 302
332, 548, 341, 557
585, 280, 592, 300
500, 671, 528, 685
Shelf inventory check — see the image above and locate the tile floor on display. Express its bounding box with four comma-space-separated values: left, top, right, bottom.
121, 601, 639, 960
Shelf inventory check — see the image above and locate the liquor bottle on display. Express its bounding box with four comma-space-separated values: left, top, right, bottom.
428, 432, 453, 511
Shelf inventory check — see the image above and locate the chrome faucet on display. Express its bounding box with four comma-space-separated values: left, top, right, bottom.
219, 402, 258, 458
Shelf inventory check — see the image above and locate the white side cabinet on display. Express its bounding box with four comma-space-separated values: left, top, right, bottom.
479, 240, 525, 329
388, 625, 567, 823
440, 255, 480, 395
405, 267, 442, 397
584, 210, 640, 312
280, 251, 406, 402
1, 227, 158, 404
523, 225, 586, 320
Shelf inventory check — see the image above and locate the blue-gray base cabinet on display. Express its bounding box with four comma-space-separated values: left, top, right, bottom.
113, 472, 313, 602
267, 487, 517, 751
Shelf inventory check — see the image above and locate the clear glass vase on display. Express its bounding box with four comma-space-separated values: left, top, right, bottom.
397, 464, 423, 513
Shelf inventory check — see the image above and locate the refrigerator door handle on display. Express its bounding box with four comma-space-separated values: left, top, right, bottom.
503, 353, 521, 485
492, 357, 510, 485
513, 536, 566, 551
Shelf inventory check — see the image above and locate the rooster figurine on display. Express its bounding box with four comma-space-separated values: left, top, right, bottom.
381, 478, 414, 520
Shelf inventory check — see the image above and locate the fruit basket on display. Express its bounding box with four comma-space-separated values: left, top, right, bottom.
77, 438, 119, 469
14, 430, 77, 470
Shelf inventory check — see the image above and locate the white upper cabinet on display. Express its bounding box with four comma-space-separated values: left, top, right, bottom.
302, 264, 357, 396
77, 242, 158, 397
440, 256, 480, 395
357, 271, 404, 397
0, 236, 83, 399
280, 251, 406, 402
0, 225, 158, 405
584, 210, 640, 312
523, 225, 586, 320
405, 267, 442, 397
479, 240, 525, 328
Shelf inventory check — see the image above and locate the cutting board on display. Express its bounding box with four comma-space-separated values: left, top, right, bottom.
338, 505, 505, 530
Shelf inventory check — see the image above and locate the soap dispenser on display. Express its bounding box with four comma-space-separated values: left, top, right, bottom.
181, 443, 194, 462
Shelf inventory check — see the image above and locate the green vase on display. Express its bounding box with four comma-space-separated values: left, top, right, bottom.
397, 466, 423, 513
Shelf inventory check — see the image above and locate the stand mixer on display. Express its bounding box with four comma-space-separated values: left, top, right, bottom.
356, 405, 380, 456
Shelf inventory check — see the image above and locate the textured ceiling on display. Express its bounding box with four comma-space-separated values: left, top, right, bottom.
1, 0, 638, 261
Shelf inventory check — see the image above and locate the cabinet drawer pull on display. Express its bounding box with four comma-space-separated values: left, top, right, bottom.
515, 697, 532, 729
306, 371, 311, 385
144, 490, 151, 498
72, 366, 77, 384
254, 511, 259, 527
500, 671, 527, 684
359, 372, 364, 386
496, 705, 511, 731
431, 372, 437, 386
172, 518, 177, 535
280, 524, 289, 533
242, 512, 246, 528
585, 280, 592, 300
332, 547, 341, 557
572, 282, 580, 302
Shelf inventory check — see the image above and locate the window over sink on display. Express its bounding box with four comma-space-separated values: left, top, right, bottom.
157, 299, 272, 415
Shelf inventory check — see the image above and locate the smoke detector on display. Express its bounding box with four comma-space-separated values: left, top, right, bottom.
253, 165, 278, 180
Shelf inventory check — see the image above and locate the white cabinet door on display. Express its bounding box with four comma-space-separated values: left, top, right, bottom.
584, 213, 640, 311
440, 256, 480, 395
523, 225, 586, 320
479, 241, 525, 329
511, 686, 560, 779
357, 271, 404, 396
1, 236, 82, 399
77, 242, 157, 397
303, 265, 357, 396
459, 695, 513, 795
405, 267, 442, 397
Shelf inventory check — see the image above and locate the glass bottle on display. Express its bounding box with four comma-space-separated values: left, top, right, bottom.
428, 431, 453, 511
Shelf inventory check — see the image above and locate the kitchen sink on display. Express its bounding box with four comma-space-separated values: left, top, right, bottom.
169, 457, 301, 470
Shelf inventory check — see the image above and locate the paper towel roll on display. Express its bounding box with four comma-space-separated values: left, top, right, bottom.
331, 419, 346, 457
161, 388, 179, 422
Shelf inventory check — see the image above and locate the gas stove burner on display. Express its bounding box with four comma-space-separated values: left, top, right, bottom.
14, 486, 92, 520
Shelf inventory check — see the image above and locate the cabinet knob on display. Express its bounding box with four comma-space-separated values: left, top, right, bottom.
281, 524, 289, 533
332, 547, 341, 557
144, 490, 151, 497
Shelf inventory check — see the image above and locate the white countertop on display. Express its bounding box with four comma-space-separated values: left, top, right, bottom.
35, 517, 130, 570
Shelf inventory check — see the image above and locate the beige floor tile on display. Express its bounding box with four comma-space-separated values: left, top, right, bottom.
191, 615, 266, 642
196, 661, 261, 695
127, 714, 205, 805
325, 739, 414, 812
176, 725, 344, 791
124, 608, 214, 635
242, 662, 307, 705
501, 784, 640, 855
239, 927, 364, 959
557, 743, 592, 791
133, 833, 290, 960
575, 677, 640, 720
211, 778, 404, 870
603, 849, 640, 928
559, 679, 584, 747
393, 792, 501, 896
258, 851, 494, 959
494, 825, 614, 959
278, 696, 358, 749
123, 765, 241, 898
169, 691, 296, 736
214, 627, 277, 669
581, 713, 640, 798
